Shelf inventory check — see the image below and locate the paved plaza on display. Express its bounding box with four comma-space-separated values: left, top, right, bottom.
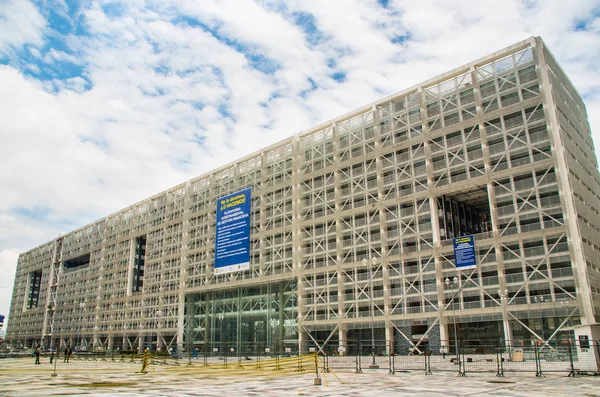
0, 356, 599, 396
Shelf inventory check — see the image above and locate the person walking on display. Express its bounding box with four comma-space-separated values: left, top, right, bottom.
49, 349, 55, 364
34, 345, 41, 365
139, 348, 150, 374
64, 345, 71, 363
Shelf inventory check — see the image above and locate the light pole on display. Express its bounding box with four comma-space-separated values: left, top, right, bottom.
445, 277, 460, 370
362, 257, 378, 369
78, 302, 85, 351
533, 296, 545, 347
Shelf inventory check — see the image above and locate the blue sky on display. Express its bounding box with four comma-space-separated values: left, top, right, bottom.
1, 0, 600, 323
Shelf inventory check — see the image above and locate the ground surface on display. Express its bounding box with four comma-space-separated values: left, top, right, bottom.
0, 357, 599, 396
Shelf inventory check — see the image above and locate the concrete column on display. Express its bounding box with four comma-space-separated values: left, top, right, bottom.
439, 318, 449, 343
298, 328, 309, 354
157, 330, 163, 351
338, 328, 347, 356
177, 181, 192, 357
176, 295, 185, 356
445, 323, 455, 349
278, 286, 285, 348
138, 334, 144, 352
385, 325, 394, 355
499, 290, 513, 343
297, 276, 306, 353
501, 318, 513, 343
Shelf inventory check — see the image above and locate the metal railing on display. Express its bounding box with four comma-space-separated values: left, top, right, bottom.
7, 338, 599, 378
302, 339, 600, 377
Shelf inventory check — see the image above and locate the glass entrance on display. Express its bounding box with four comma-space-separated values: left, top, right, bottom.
186, 280, 298, 354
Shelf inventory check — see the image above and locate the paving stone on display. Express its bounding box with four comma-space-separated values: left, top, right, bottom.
0, 358, 598, 396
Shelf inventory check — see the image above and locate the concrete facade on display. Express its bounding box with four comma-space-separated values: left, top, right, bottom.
6, 37, 600, 355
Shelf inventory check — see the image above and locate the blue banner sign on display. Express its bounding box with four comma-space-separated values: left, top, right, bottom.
215, 188, 251, 275
453, 235, 477, 270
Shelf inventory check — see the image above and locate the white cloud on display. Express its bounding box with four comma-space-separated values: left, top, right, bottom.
0, 0, 46, 55
0, 0, 599, 326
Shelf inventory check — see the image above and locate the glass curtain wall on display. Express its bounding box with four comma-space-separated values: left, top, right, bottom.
187, 280, 298, 354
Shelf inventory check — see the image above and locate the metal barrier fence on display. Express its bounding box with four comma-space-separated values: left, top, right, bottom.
33, 339, 600, 377
300, 339, 600, 377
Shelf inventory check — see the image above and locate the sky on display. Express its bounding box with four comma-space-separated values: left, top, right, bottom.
1, 0, 599, 327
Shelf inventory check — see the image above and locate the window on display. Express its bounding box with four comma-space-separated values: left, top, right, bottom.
27, 270, 42, 309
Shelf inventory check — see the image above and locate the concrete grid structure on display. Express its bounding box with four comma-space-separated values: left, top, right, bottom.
6, 36, 600, 356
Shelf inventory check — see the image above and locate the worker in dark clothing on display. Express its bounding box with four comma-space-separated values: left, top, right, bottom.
64, 345, 72, 363
34, 345, 41, 364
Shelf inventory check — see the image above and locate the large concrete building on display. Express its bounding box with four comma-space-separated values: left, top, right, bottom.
7, 37, 600, 356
